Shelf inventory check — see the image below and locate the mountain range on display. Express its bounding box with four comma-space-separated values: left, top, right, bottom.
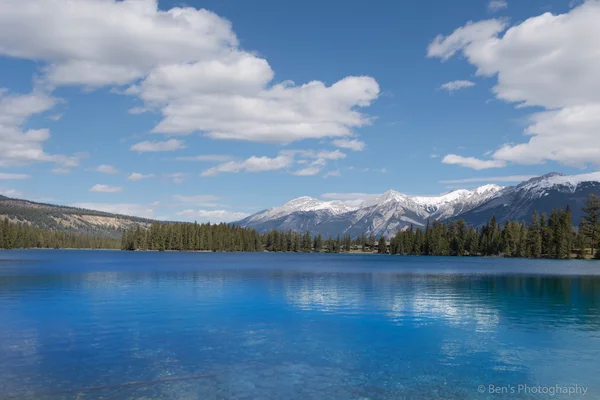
2, 172, 599, 239
236, 172, 600, 238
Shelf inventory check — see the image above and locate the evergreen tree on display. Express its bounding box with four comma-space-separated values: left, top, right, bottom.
581, 194, 600, 258
377, 236, 387, 254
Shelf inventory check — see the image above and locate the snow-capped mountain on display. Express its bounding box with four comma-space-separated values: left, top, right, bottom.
241, 196, 358, 224
236, 172, 600, 238
236, 183, 504, 237
456, 172, 600, 227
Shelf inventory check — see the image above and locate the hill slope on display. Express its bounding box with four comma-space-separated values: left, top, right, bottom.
0, 196, 154, 238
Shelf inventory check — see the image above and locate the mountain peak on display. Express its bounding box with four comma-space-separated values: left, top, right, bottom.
282, 196, 320, 208
525, 172, 564, 183
236, 172, 599, 238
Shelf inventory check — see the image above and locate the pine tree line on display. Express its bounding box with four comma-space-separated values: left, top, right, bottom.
120, 222, 263, 252
119, 194, 600, 258
0, 218, 120, 249
385, 195, 600, 259
4, 194, 598, 259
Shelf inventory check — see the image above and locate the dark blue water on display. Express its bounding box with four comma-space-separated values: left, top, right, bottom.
1, 251, 599, 399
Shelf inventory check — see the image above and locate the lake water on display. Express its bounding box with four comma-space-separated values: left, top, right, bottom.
1, 251, 599, 399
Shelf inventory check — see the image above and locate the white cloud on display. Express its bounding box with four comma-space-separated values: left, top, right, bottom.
0, 188, 24, 198
128, 107, 148, 115
427, 19, 507, 61
127, 172, 155, 181
314, 150, 346, 160
321, 192, 376, 201
323, 170, 341, 178
0, 172, 30, 179
442, 154, 506, 170
332, 138, 365, 151
320, 192, 377, 207
51, 167, 70, 174
90, 184, 122, 193
70, 202, 155, 219
429, 2, 600, 167
439, 80, 476, 92
174, 154, 232, 162
94, 164, 119, 174
291, 166, 321, 176
176, 209, 250, 223
0, 90, 80, 167
130, 139, 186, 152
164, 172, 186, 184
202, 152, 294, 176
172, 194, 220, 206
0, 0, 380, 144
439, 175, 535, 184
488, 0, 508, 12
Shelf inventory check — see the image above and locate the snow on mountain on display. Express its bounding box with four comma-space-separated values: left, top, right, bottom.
515, 172, 600, 197
237, 184, 503, 237
456, 172, 600, 228
347, 185, 504, 237
236, 172, 600, 237
241, 196, 357, 224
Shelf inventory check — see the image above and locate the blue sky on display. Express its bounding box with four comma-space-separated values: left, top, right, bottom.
0, 0, 598, 221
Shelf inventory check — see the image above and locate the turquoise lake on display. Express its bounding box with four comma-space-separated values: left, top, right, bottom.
1, 250, 599, 399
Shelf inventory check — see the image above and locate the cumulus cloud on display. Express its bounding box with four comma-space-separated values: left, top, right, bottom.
323, 170, 341, 178
0, 173, 30, 179
442, 154, 506, 170
291, 166, 321, 176
332, 138, 365, 151
51, 167, 70, 174
202, 152, 294, 176
429, 2, 600, 168
128, 107, 149, 115
164, 172, 187, 184
176, 209, 250, 223
488, 0, 508, 12
70, 203, 155, 219
94, 164, 119, 174
172, 194, 220, 207
130, 139, 186, 152
0, 188, 25, 198
127, 172, 155, 181
439, 80, 476, 92
0, 90, 80, 167
200, 148, 348, 177
90, 184, 122, 193
174, 154, 232, 162
321, 192, 377, 201
0, 0, 379, 144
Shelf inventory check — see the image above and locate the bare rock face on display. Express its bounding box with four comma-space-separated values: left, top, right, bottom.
236, 172, 600, 238
236, 184, 504, 238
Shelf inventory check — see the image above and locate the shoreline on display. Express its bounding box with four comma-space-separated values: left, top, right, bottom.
1, 248, 598, 260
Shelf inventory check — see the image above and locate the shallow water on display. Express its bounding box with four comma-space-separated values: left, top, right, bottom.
1, 250, 599, 399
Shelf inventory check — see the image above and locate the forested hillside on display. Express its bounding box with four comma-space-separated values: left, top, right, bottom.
0, 196, 154, 238
122, 195, 600, 259
0, 218, 120, 249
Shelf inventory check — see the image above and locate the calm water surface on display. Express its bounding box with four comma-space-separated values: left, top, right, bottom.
1, 250, 600, 399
